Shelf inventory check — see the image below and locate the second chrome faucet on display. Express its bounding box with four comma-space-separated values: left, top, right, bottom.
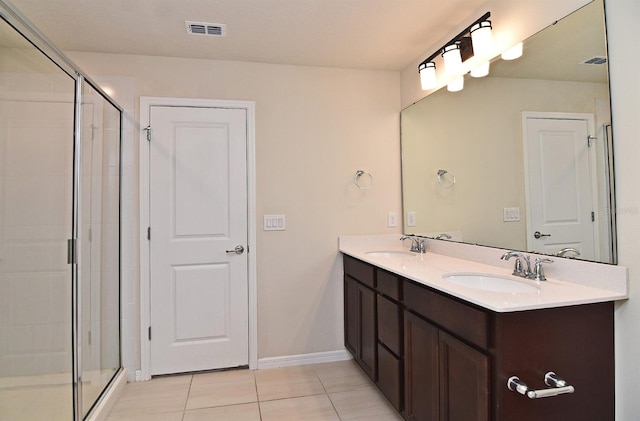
501, 251, 553, 282
401, 234, 427, 253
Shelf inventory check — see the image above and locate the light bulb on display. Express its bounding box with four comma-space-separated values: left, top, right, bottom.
447, 76, 464, 92
419, 62, 437, 90
470, 61, 490, 78
470, 20, 492, 58
502, 42, 523, 60
442, 44, 462, 75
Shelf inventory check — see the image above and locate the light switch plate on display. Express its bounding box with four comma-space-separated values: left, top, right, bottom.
407, 211, 417, 227
264, 214, 286, 231
503, 207, 520, 222
388, 212, 398, 227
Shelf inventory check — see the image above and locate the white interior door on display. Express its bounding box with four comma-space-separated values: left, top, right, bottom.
523, 113, 598, 260
149, 105, 248, 375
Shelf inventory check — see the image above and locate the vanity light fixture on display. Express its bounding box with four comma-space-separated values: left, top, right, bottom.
501, 42, 523, 60
419, 61, 437, 90
417, 12, 491, 91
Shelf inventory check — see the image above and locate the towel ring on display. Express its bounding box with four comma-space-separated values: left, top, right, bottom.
437, 169, 456, 188
354, 170, 373, 190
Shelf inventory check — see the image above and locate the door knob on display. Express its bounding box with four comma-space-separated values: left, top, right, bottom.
534, 231, 551, 239
225, 245, 245, 255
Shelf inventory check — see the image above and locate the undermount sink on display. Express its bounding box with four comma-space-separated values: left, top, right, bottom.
365, 251, 416, 259
442, 272, 540, 294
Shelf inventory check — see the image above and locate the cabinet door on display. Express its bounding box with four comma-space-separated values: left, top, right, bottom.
404, 311, 439, 421
439, 331, 489, 421
378, 343, 402, 411
359, 283, 377, 380
344, 276, 358, 357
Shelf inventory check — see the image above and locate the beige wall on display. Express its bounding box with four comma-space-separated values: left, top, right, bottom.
67, 52, 402, 362
401, 76, 608, 250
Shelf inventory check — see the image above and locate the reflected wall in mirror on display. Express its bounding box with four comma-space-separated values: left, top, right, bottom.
401, 0, 616, 264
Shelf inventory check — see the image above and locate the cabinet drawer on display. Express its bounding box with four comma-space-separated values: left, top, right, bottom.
377, 295, 401, 356
404, 280, 488, 349
343, 255, 375, 288
376, 269, 400, 301
377, 343, 402, 411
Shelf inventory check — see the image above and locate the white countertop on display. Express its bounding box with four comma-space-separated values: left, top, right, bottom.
339, 235, 628, 313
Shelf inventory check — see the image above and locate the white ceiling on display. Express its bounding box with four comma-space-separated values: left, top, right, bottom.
7, 0, 487, 71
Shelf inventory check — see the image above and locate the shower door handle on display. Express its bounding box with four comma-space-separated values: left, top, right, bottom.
226, 245, 245, 255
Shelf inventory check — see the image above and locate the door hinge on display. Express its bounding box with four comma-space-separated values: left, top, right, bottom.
588, 135, 597, 147
592, 211, 595, 222
67, 238, 77, 264
148, 326, 152, 341
144, 125, 151, 141
147, 227, 151, 240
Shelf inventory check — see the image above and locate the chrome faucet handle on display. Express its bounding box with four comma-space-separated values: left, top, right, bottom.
533, 258, 553, 281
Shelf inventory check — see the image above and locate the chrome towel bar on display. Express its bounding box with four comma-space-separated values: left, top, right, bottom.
507, 372, 575, 399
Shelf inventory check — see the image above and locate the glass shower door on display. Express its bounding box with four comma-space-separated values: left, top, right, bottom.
79, 80, 121, 418
0, 16, 76, 420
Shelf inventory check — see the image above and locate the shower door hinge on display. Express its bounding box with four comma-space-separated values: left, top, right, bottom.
67, 239, 77, 264
144, 125, 151, 141
148, 326, 152, 341
147, 227, 151, 240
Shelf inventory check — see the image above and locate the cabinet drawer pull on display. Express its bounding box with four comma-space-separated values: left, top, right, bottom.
507, 372, 575, 399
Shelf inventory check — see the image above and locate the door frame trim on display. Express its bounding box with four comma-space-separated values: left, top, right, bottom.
139, 97, 257, 380
521, 111, 599, 258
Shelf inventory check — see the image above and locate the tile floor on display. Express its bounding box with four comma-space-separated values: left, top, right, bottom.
107, 360, 403, 420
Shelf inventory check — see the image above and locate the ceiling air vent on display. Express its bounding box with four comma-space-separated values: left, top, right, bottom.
581, 56, 607, 65
186, 21, 226, 37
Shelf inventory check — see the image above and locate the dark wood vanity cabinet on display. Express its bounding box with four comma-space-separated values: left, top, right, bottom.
343, 255, 615, 421
344, 256, 403, 410
344, 274, 376, 380
403, 281, 489, 421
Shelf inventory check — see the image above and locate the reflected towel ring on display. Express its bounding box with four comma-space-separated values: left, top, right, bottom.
437, 169, 456, 188
354, 170, 373, 190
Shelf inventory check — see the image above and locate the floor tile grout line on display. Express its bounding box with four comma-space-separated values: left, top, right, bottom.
252, 370, 264, 420
181, 375, 193, 421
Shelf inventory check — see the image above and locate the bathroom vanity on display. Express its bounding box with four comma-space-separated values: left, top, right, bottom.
341, 236, 626, 421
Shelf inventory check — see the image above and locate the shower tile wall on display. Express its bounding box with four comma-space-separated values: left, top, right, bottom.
0, 73, 75, 377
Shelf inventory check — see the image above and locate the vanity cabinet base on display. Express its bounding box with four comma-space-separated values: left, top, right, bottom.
343, 255, 614, 421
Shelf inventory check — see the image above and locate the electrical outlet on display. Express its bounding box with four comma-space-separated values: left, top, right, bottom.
407, 211, 417, 227
388, 212, 398, 227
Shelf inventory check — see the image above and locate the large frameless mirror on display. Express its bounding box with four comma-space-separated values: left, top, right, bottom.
401, 0, 616, 264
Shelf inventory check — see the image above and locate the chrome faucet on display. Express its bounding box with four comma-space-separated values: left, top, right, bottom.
435, 233, 452, 240
400, 234, 427, 253
556, 247, 581, 258
501, 251, 532, 278
501, 251, 553, 281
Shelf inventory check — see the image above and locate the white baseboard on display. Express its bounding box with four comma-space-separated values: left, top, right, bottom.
85, 368, 128, 421
257, 349, 352, 370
